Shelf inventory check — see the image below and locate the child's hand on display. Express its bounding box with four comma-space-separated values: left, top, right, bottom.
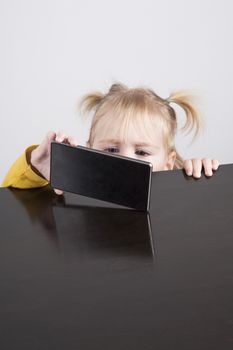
30, 130, 79, 195
183, 158, 220, 178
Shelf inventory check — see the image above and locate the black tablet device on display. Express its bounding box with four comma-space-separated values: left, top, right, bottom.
50, 141, 153, 211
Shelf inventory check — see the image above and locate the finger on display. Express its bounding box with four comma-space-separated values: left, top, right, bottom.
46, 130, 57, 142
55, 131, 78, 147
30, 131, 56, 167
67, 136, 79, 147
54, 188, 64, 195
192, 158, 202, 178
55, 130, 67, 143
39, 130, 57, 151
212, 159, 219, 171
183, 159, 193, 176
202, 158, 213, 177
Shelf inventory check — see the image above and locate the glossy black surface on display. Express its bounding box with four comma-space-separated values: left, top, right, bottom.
0, 164, 233, 349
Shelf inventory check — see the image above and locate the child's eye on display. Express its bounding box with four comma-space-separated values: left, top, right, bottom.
104, 147, 119, 153
136, 150, 150, 156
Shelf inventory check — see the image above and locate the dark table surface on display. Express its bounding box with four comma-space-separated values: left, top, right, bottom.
1, 164, 233, 350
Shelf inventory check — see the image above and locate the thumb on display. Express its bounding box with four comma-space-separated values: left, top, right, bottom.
54, 188, 64, 195
40, 131, 57, 152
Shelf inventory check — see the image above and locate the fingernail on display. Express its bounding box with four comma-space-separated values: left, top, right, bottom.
194, 172, 201, 178
187, 171, 192, 176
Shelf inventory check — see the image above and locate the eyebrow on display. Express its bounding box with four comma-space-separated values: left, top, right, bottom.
98, 139, 159, 148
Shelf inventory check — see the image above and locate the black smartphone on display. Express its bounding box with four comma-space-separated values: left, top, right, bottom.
50, 141, 153, 211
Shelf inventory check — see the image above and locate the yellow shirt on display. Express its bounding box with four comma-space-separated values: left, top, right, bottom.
1, 145, 49, 189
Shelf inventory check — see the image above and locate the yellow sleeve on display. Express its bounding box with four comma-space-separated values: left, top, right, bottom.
1, 144, 49, 189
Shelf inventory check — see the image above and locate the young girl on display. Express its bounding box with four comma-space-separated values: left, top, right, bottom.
2, 82, 219, 195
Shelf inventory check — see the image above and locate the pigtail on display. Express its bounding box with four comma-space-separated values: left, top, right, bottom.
78, 90, 105, 117
167, 91, 204, 145
78, 82, 128, 117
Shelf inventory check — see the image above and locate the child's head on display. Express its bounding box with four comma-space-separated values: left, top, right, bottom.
78, 82, 203, 172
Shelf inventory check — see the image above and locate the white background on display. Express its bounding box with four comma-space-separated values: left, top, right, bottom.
1, 0, 232, 182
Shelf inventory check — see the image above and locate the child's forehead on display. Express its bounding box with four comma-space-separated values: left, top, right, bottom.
93, 111, 164, 146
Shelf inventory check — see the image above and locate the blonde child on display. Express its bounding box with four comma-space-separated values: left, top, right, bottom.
2, 82, 219, 195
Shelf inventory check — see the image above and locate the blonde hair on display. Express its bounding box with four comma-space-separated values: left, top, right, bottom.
78, 82, 203, 169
